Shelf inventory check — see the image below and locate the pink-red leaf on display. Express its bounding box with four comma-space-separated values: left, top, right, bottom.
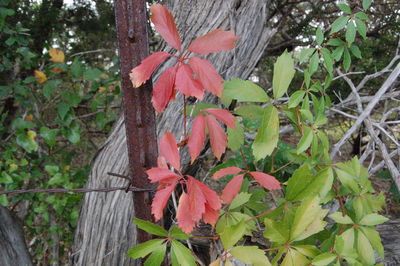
249, 171, 281, 190
146, 167, 180, 183
187, 114, 206, 163
176, 192, 196, 234
152, 182, 177, 220
175, 64, 204, 99
203, 204, 219, 226
157, 156, 168, 169
187, 29, 239, 54
150, 4, 181, 51
221, 174, 244, 204
205, 114, 227, 160
204, 108, 236, 128
152, 66, 177, 113
193, 178, 221, 210
160, 131, 180, 170
213, 166, 243, 180
188, 57, 224, 97
130, 51, 171, 88
187, 177, 206, 222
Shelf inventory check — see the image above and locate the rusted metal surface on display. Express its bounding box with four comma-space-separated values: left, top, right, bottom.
114, 0, 158, 245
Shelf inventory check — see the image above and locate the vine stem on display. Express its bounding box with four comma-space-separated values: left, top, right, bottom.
240, 148, 249, 171
244, 207, 275, 223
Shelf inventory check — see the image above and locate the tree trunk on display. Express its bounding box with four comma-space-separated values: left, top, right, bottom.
0, 206, 33, 266
72, 1, 276, 265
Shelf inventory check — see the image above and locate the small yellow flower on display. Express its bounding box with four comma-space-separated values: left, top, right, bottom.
98, 86, 107, 93
24, 114, 33, 121
27, 130, 37, 140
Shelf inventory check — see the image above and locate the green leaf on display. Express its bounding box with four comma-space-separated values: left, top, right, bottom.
84, 67, 102, 81
329, 212, 354, 224
327, 38, 345, 46
330, 16, 349, 34
227, 120, 244, 152
126, 239, 164, 258
355, 12, 369, 20
40, 127, 58, 147
359, 227, 384, 258
12, 118, 35, 131
290, 196, 321, 241
0, 194, 9, 206
57, 103, 70, 120
312, 253, 337, 266
321, 48, 333, 73
171, 240, 196, 266
316, 27, 324, 45
220, 221, 246, 249
45, 165, 59, 175
343, 47, 351, 71
285, 165, 312, 201
43, 80, 61, 100
134, 218, 168, 237
234, 105, 264, 120
335, 168, 360, 193
229, 192, 251, 210
48, 173, 64, 185
223, 79, 269, 104
338, 4, 352, 14
272, 51, 295, 99
281, 248, 310, 266
230, 246, 271, 266
308, 52, 319, 76
264, 218, 289, 244
252, 105, 279, 161
299, 48, 315, 63
362, 0, 372, 10
350, 45, 362, 59
357, 229, 375, 265
71, 58, 84, 78
288, 90, 305, 108
16, 132, 38, 153
67, 127, 80, 144
345, 21, 356, 45
297, 126, 313, 154
144, 243, 166, 266
0, 172, 13, 184
170, 226, 191, 240
359, 213, 388, 226
335, 228, 355, 255
355, 18, 367, 39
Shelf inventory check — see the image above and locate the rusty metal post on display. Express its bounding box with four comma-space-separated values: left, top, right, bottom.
114, 0, 158, 244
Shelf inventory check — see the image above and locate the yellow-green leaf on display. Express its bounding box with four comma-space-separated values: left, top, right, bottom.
273, 51, 295, 99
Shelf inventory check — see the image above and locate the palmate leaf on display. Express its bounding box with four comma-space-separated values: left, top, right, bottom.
150, 4, 182, 50
187, 29, 238, 55
220, 221, 246, 249
222, 78, 269, 106
127, 239, 164, 259
227, 119, 244, 152
144, 243, 167, 266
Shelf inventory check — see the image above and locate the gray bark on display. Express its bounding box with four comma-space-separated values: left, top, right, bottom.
71, 0, 276, 265
0, 206, 33, 266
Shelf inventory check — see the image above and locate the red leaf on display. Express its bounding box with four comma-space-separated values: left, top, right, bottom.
176, 192, 196, 234
213, 166, 243, 180
187, 114, 206, 163
221, 174, 244, 204
152, 182, 177, 220
193, 178, 221, 210
203, 204, 219, 226
150, 4, 181, 51
204, 108, 236, 128
205, 114, 227, 160
187, 177, 206, 222
175, 64, 204, 99
188, 57, 223, 97
160, 131, 180, 170
187, 29, 238, 54
249, 171, 281, 190
157, 156, 168, 169
146, 167, 180, 183
130, 51, 171, 88
152, 66, 177, 113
